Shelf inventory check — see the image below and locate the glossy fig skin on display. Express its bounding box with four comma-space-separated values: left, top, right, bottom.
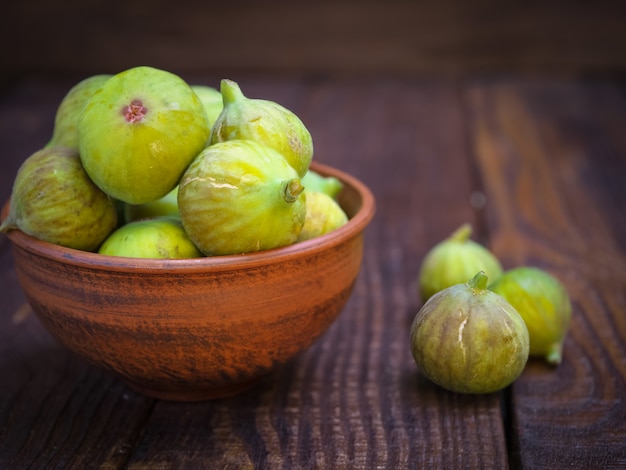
78, 66, 210, 205
419, 223, 503, 301
178, 140, 306, 256
490, 266, 572, 365
410, 272, 529, 394
0, 146, 118, 252
99, 216, 201, 259
210, 79, 313, 177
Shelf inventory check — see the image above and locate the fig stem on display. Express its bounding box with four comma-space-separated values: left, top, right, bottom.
467, 271, 489, 294
545, 343, 563, 365
450, 223, 472, 243
220, 79, 245, 105
282, 178, 304, 203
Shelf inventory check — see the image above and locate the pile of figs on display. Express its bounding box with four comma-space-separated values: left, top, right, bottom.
1, 66, 348, 258
411, 224, 573, 394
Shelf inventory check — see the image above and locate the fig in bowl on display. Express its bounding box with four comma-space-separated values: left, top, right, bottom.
1, 162, 375, 401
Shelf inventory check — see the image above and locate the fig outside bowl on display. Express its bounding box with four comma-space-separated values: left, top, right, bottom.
1, 162, 375, 401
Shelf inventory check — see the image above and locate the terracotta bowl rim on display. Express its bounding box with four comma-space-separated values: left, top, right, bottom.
1, 162, 375, 274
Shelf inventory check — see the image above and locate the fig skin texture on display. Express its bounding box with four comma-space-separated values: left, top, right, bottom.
210, 79, 313, 178
78, 66, 210, 205
178, 140, 306, 256
46, 74, 111, 150
490, 266, 572, 365
297, 191, 348, 242
0, 146, 118, 252
419, 223, 503, 302
410, 271, 529, 394
98, 216, 201, 259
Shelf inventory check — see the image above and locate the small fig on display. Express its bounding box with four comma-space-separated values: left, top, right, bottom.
0, 146, 118, 251
419, 223, 503, 302
124, 186, 179, 223
178, 140, 306, 256
98, 216, 201, 259
489, 266, 572, 365
410, 271, 529, 394
210, 79, 313, 177
46, 74, 111, 150
301, 169, 343, 199
191, 84, 223, 131
297, 191, 348, 242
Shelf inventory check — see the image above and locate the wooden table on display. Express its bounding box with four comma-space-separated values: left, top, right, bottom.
1, 74, 625, 469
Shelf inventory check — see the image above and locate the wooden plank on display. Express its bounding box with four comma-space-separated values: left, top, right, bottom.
3, 1, 626, 78
466, 78, 626, 468
122, 78, 509, 468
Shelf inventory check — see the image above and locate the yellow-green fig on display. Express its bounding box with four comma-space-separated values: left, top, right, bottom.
418, 223, 503, 302
47, 74, 111, 150
124, 186, 179, 223
210, 79, 313, 177
301, 169, 343, 199
191, 84, 223, 130
0, 146, 118, 251
98, 216, 201, 259
178, 140, 306, 256
78, 66, 210, 204
410, 271, 529, 394
297, 191, 348, 242
490, 266, 572, 365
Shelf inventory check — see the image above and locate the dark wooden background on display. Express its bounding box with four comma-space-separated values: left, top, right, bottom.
3, 0, 626, 81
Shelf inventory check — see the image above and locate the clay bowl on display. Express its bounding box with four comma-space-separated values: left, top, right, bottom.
1, 162, 375, 401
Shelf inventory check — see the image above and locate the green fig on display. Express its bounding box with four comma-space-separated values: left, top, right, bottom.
490, 266, 572, 365
0, 146, 118, 251
46, 74, 111, 150
301, 169, 343, 199
78, 66, 210, 204
410, 272, 529, 394
178, 140, 306, 256
191, 84, 223, 130
98, 216, 201, 259
210, 79, 313, 177
297, 191, 348, 242
418, 223, 503, 302
124, 186, 179, 223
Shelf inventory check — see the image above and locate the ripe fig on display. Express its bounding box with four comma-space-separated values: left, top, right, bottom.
47, 74, 111, 150
98, 216, 201, 259
78, 66, 210, 204
410, 271, 529, 394
124, 186, 179, 223
301, 169, 343, 199
178, 140, 306, 256
419, 223, 503, 301
210, 79, 313, 177
297, 191, 348, 242
0, 146, 118, 251
191, 84, 223, 130
490, 266, 572, 365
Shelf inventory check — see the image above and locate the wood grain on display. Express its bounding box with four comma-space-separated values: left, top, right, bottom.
1, 74, 625, 468
466, 79, 626, 469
